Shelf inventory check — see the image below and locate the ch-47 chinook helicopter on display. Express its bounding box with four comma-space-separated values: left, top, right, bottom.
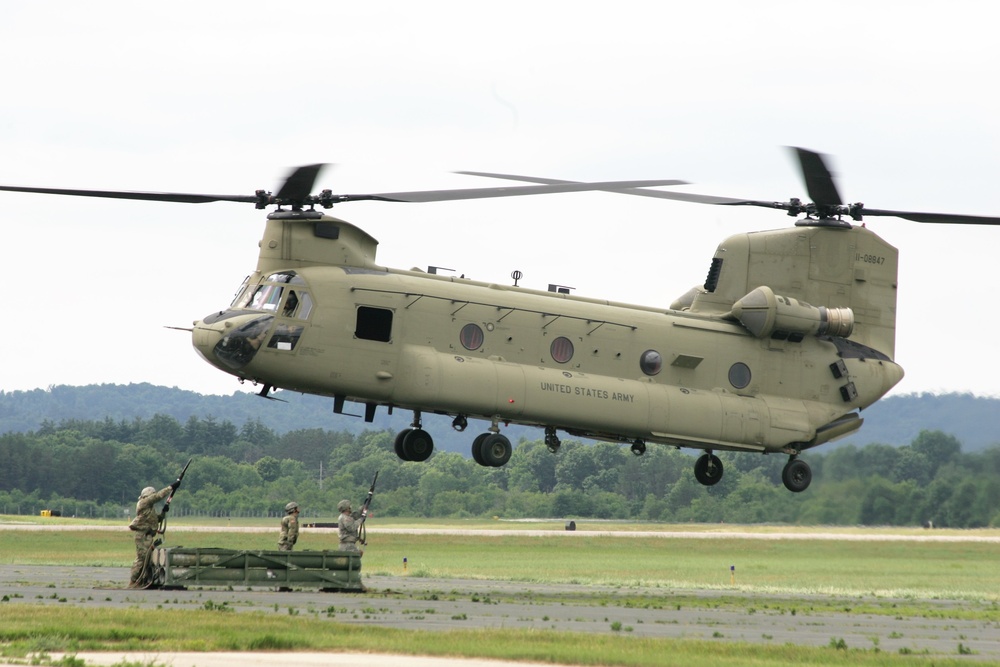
4, 149, 999, 492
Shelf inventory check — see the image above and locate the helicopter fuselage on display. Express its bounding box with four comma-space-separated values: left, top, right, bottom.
192, 213, 904, 462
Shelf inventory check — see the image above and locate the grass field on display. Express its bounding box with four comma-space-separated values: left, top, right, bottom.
2, 517, 999, 666
2, 516, 998, 601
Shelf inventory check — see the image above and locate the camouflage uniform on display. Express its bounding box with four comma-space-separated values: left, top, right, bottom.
278, 503, 299, 551
337, 499, 361, 553
128, 485, 171, 586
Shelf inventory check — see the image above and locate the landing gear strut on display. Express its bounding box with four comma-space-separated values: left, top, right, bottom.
544, 426, 561, 453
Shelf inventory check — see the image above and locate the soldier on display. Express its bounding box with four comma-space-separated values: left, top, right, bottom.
128, 482, 176, 587
278, 501, 300, 551
337, 499, 361, 553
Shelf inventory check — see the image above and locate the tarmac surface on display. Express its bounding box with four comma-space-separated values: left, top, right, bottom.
3, 561, 1000, 665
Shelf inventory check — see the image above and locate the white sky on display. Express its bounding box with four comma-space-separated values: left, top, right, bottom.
1, 1, 998, 398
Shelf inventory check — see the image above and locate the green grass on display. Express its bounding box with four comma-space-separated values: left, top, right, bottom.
2, 519, 999, 666
0, 605, 981, 667
2, 521, 998, 601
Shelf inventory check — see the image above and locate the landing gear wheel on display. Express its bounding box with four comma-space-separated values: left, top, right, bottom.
630, 439, 646, 456
471, 432, 490, 466
694, 453, 723, 486
782, 457, 812, 493
393, 428, 411, 460
401, 428, 434, 462
480, 433, 512, 467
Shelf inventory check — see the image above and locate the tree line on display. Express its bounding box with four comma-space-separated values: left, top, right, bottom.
1, 414, 998, 528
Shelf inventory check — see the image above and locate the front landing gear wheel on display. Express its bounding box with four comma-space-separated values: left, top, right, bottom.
395, 428, 433, 462
694, 453, 723, 486
403, 428, 434, 461
630, 439, 646, 456
782, 457, 812, 493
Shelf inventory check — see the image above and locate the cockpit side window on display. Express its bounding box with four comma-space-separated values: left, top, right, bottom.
297, 292, 313, 319
230, 276, 252, 308
279, 290, 314, 319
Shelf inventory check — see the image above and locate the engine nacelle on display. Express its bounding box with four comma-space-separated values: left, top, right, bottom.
731, 286, 854, 339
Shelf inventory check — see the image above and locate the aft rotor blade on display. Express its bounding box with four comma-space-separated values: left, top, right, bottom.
455, 171, 755, 205
859, 208, 1000, 225
790, 147, 842, 206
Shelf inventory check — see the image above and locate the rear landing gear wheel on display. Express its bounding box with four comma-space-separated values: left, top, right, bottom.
781, 457, 812, 493
694, 453, 723, 486
630, 439, 646, 456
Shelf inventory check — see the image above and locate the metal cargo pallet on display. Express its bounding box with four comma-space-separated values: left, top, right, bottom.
153, 547, 363, 591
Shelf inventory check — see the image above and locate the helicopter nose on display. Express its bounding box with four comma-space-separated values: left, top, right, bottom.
192, 312, 274, 371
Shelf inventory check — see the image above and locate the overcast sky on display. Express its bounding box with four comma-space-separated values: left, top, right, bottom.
2, 1, 998, 399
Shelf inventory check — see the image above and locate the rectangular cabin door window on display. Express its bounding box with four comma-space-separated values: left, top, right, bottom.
356, 306, 393, 342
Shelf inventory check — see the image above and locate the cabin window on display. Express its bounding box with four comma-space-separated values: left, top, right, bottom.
356, 306, 393, 342
729, 362, 751, 389
460, 323, 484, 351
550, 336, 574, 364
640, 349, 663, 376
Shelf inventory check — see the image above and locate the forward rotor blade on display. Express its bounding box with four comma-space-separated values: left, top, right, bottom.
275, 164, 326, 201
344, 179, 689, 203
0, 184, 257, 204
790, 146, 842, 206
0, 175, 686, 207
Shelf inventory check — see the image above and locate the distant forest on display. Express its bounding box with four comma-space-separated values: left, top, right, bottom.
1, 386, 998, 528
4, 383, 1000, 452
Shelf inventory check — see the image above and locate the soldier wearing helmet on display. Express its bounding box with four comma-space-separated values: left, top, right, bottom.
278, 501, 300, 551
337, 499, 361, 553
127, 482, 176, 587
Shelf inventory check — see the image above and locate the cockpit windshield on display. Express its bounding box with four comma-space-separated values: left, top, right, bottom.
249, 284, 284, 311
232, 271, 312, 317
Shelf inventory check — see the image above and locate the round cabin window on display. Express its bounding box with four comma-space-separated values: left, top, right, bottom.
640, 349, 663, 376
729, 362, 752, 389
550, 336, 574, 364
460, 323, 485, 351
